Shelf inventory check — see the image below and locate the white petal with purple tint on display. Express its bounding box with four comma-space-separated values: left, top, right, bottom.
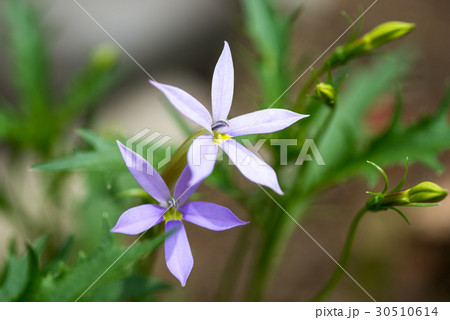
150, 80, 212, 131
224, 109, 308, 137
221, 139, 283, 195
165, 220, 193, 287
117, 141, 170, 205
211, 41, 234, 122
111, 204, 165, 235
181, 201, 248, 231
187, 134, 218, 184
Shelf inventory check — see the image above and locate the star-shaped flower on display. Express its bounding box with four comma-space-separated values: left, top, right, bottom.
112, 141, 248, 286
150, 41, 308, 194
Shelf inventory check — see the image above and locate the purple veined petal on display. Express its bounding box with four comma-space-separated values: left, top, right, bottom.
117, 141, 170, 205
187, 134, 219, 184
149, 80, 212, 131
111, 204, 165, 235
165, 220, 193, 287
221, 139, 283, 195
174, 166, 201, 207
224, 109, 309, 137
180, 201, 248, 231
211, 41, 234, 122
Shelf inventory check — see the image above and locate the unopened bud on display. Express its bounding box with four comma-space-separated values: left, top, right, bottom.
327, 21, 415, 68
90, 43, 120, 70
361, 21, 415, 51
315, 82, 336, 107
407, 181, 448, 203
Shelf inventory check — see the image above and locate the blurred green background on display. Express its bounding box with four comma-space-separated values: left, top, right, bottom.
0, 0, 449, 301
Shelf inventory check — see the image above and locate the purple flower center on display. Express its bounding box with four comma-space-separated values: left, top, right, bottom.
211, 120, 229, 132
168, 197, 178, 209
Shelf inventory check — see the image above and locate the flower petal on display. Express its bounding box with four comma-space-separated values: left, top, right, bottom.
150, 80, 212, 131
111, 204, 165, 235
180, 201, 248, 231
221, 139, 283, 194
211, 41, 234, 122
187, 134, 218, 184
117, 141, 170, 205
165, 220, 193, 287
174, 166, 200, 206
225, 109, 309, 137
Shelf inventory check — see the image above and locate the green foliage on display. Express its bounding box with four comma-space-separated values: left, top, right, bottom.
0, 245, 39, 302
301, 52, 413, 191
242, 0, 299, 106
33, 129, 124, 172
81, 275, 170, 302
0, 226, 169, 302
0, 0, 122, 157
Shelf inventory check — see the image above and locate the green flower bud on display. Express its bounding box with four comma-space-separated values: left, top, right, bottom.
315, 82, 336, 107
90, 43, 120, 70
327, 21, 415, 68
361, 21, 415, 51
380, 192, 409, 207
406, 181, 448, 203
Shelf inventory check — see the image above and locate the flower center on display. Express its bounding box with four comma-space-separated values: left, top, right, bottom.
164, 198, 182, 221
211, 120, 229, 131
213, 132, 231, 145
168, 197, 178, 209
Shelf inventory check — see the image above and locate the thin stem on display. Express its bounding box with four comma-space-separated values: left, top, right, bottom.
160, 129, 208, 190
295, 65, 326, 111
214, 226, 253, 301
312, 206, 368, 301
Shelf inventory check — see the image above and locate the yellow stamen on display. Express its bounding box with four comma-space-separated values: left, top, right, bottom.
213, 132, 231, 145
163, 207, 183, 221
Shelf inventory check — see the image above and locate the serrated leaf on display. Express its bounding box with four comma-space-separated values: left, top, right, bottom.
32, 130, 124, 172
332, 87, 450, 183
302, 52, 412, 191
34, 232, 166, 302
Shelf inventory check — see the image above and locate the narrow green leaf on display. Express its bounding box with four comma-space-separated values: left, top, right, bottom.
390, 207, 411, 226
3, 0, 50, 115
367, 161, 389, 193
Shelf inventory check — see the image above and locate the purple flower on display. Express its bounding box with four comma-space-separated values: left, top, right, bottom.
111, 141, 248, 286
150, 41, 308, 195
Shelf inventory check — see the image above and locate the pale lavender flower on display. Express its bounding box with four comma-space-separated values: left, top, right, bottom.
111, 141, 247, 286
150, 41, 308, 194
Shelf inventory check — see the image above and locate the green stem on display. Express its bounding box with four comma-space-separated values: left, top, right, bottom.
160, 129, 208, 190
214, 226, 253, 301
295, 65, 326, 111
312, 206, 368, 301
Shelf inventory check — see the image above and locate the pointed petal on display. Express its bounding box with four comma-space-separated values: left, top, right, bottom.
211, 41, 234, 122
181, 201, 248, 231
187, 134, 218, 184
174, 166, 200, 206
224, 109, 309, 137
111, 204, 165, 235
222, 139, 283, 194
150, 80, 212, 130
165, 220, 193, 287
117, 141, 170, 205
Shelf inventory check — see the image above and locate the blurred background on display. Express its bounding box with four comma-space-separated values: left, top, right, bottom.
0, 0, 449, 301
